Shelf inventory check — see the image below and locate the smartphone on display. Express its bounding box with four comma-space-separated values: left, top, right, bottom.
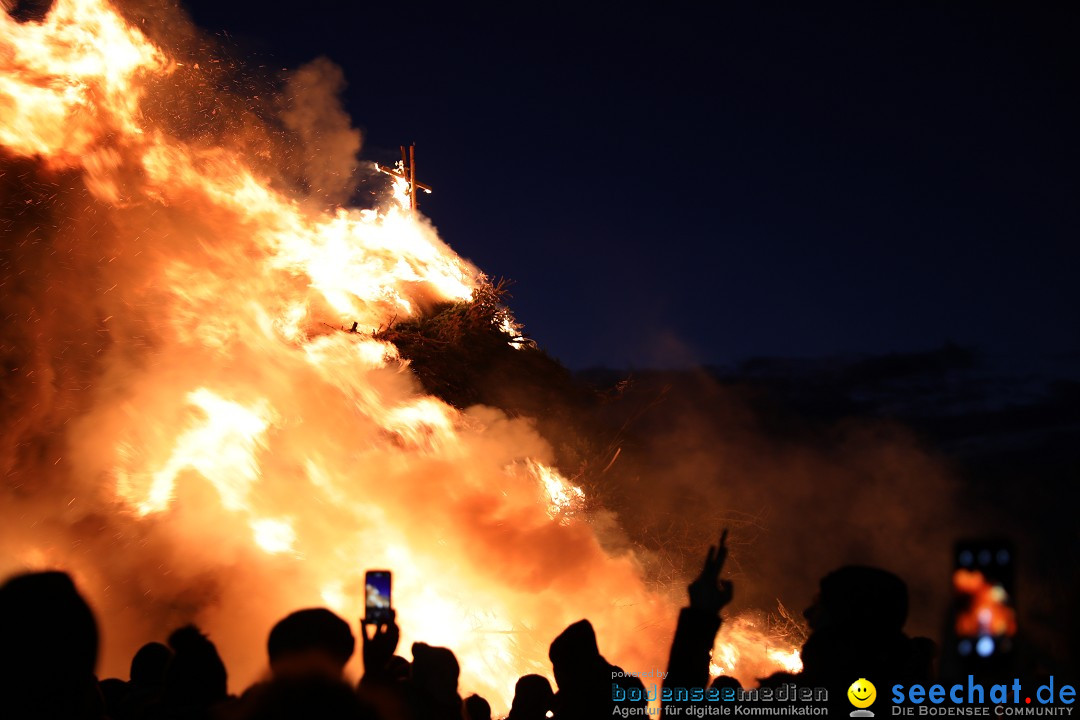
365, 570, 392, 623
951, 539, 1016, 663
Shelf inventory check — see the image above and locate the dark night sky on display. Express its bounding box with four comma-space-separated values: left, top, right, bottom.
180, 1, 1079, 370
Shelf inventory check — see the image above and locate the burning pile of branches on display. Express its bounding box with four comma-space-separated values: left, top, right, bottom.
0, 0, 810, 699
374, 277, 576, 410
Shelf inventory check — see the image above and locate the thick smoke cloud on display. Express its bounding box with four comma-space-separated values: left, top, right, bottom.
489, 364, 969, 679
609, 374, 961, 636
278, 57, 363, 208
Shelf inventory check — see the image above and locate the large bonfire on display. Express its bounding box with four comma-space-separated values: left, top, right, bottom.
0, 0, 798, 708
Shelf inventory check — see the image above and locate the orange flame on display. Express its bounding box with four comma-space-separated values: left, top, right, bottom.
710, 613, 804, 686
0, 0, 169, 163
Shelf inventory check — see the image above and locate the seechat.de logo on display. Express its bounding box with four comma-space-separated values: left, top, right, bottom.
850, 678, 878, 717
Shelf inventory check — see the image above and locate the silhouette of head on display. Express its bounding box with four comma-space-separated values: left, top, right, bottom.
0, 571, 99, 714
410, 642, 460, 702
131, 641, 172, 686
164, 625, 228, 707
710, 674, 742, 692
804, 565, 908, 634
267, 608, 355, 678
464, 693, 492, 720
549, 619, 602, 690
509, 674, 554, 719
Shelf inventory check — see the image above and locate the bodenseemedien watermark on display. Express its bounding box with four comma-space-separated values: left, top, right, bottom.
612, 682, 830, 716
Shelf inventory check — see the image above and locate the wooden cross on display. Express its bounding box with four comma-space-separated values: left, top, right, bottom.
375, 143, 432, 214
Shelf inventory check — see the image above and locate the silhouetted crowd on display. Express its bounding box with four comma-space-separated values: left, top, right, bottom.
0, 534, 946, 720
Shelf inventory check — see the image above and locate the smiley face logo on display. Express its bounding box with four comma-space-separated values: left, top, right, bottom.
848, 678, 877, 709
